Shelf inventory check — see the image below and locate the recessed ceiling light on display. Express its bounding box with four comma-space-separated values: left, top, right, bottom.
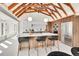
28, 17, 32, 21
44, 18, 48, 22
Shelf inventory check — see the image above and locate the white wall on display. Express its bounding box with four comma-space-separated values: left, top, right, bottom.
0, 11, 18, 37
18, 12, 52, 33
0, 11, 19, 56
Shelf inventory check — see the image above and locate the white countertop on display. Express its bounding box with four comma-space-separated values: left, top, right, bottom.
19, 33, 58, 37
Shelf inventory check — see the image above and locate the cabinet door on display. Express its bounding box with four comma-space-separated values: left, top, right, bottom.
61, 22, 73, 46
73, 16, 79, 47
61, 23, 65, 43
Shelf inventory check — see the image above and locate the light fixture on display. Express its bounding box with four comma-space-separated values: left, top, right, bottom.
28, 17, 32, 22
44, 18, 48, 22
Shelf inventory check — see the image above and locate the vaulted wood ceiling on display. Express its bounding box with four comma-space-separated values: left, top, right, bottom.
6, 3, 76, 20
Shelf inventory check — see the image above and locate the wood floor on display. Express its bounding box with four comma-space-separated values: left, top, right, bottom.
18, 43, 72, 56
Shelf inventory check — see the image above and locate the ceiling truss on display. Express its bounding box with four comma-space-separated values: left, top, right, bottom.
7, 3, 76, 20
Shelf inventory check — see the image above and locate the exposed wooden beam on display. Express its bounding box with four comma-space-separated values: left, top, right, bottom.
51, 3, 62, 9
52, 4, 62, 17
25, 7, 38, 13
46, 7, 58, 19
45, 9, 55, 20
13, 3, 26, 14
24, 4, 37, 12
26, 10, 37, 13
28, 5, 50, 16
17, 4, 34, 17
16, 5, 34, 17
40, 3, 55, 20
40, 11, 51, 17
14, 4, 33, 17
58, 3, 67, 16
64, 3, 76, 14
7, 3, 76, 19
26, 8, 52, 18
17, 11, 25, 17
15, 7, 25, 16
15, 3, 32, 16
8, 3, 18, 10
31, 7, 51, 17
47, 7, 57, 12
47, 8, 58, 19
51, 3, 68, 17
41, 3, 58, 19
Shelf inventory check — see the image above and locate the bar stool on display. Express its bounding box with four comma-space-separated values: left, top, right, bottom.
36, 36, 47, 55
47, 51, 71, 56
18, 37, 30, 55
48, 36, 59, 50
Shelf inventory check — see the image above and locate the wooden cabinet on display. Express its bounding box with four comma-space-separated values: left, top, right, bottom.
53, 15, 79, 47
62, 15, 79, 47
73, 15, 79, 47
61, 21, 73, 46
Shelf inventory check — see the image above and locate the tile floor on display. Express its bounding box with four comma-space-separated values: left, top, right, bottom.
18, 43, 72, 56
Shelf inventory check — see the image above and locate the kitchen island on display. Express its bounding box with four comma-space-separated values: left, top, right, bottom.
19, 32, 58, 37
18, 32, 59, 49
